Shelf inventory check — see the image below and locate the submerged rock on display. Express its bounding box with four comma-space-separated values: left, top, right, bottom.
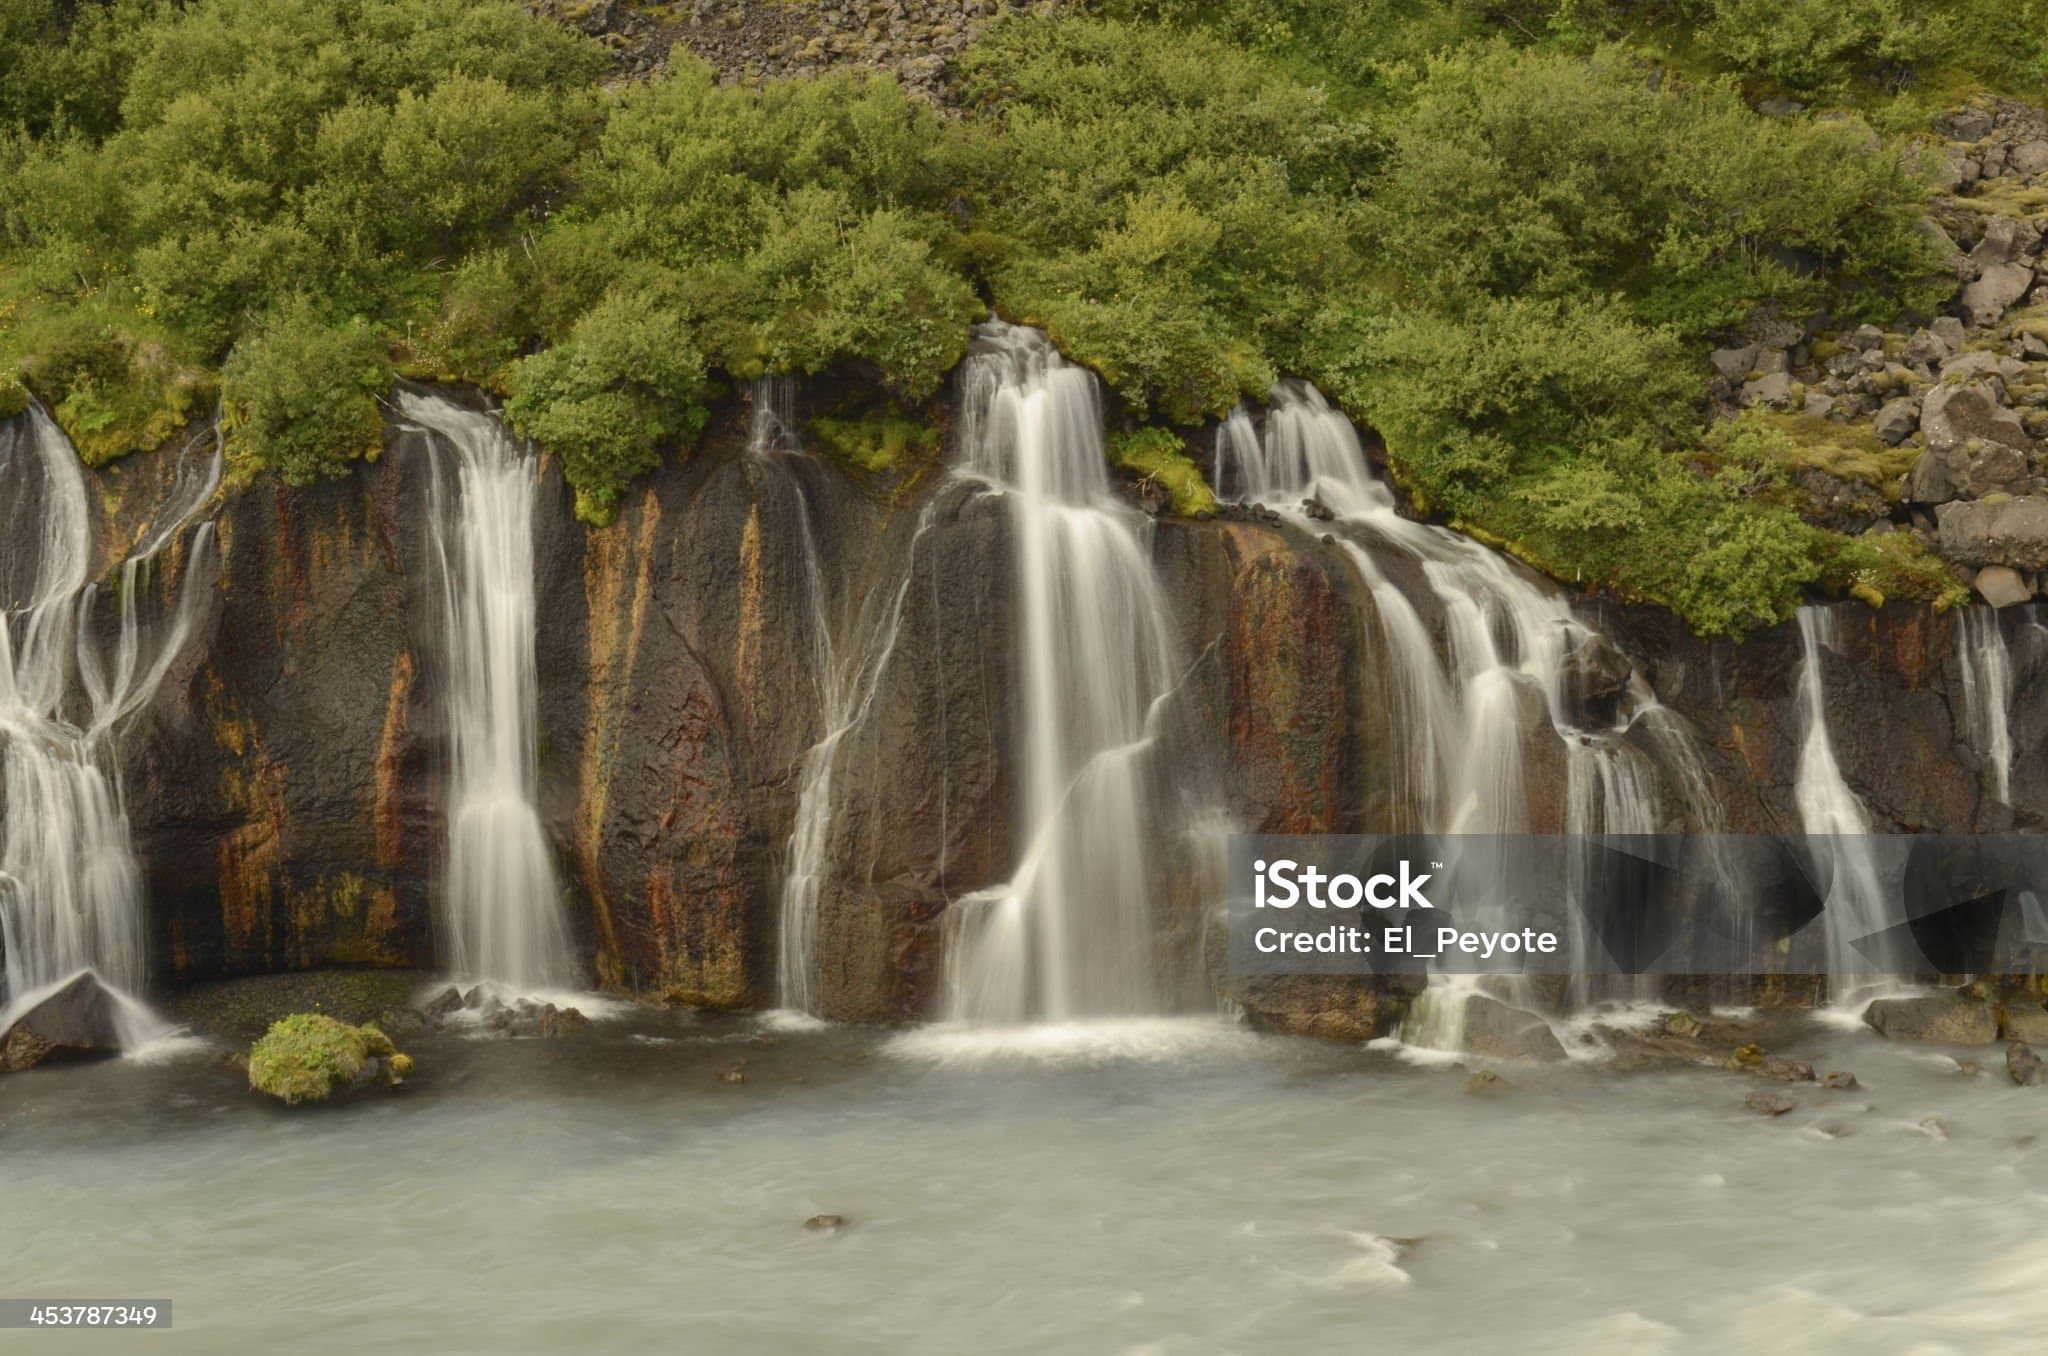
247, 1013, 412, 1106
1822, 1071, 1862, 1091
803, 1214, 846, 1232
1464, 1070, 1508, 1095
2010, 1042, 2046, 1087
1744, 1090, 1796, 1116
0, 973, 124, 1073
1864, 993, 2000, 1046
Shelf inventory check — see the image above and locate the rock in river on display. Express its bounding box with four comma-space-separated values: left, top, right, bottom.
1864, 993, 1999, 1046
0, 972, 124, 1073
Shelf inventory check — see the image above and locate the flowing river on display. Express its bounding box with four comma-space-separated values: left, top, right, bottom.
4, 1016, 2042, 1355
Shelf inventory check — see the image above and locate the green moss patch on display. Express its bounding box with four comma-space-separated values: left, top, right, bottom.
1108, 426, 1218, 517
247, 1012, 409, 1105
805, 412, 939, 476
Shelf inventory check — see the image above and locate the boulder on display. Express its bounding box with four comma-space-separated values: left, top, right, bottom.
1960, 262, 2034, 327
1874, 396, 1921, 445
1904, 450, 1955, 504
1902, 330, 1953, 369
1936, 497, 2048, 570
1937, 107, 1995, 142
1458, 994, 1567, 1062
1741, 372, 1794, 408
1558, 633, 1633, 729
1931, 316, 1969, 349
1863, 993, 1999, 1046
1945, 438, 2029, 499
2011, 139, 2048, 179
0, 973, 124, 1073
2011, 1042, 2046, 1087
1744, 1090, 1796, 1116
1709, 345, 1759, 383
1920, 381, 2031, 454
1970, 216, 2037, 271
2002, 1002, 2048, 1044
1973, 564, 2034, 608
1939, 351, 2027, 386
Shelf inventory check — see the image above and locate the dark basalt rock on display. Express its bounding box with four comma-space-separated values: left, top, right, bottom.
0, 973, 124, 1073
2009, 1041, 2046, 1087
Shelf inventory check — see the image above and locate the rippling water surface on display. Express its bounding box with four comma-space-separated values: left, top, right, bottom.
4, 1013, 2043, 1354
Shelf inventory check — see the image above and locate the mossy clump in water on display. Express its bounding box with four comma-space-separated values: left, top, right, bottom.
247, 1013, 409, 1105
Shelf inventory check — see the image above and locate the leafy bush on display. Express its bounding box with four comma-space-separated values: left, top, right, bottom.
221, 304, 392, 485
953, 15, 1372, 422
503, 288, 711, 524
1368, 42, 1942, 338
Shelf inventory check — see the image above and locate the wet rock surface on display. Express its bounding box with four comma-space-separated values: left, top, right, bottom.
0, 973, 124, 1073
1864, 992, 2001, 1046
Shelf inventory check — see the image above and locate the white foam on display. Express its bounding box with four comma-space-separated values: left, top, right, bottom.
884, 1017, 1259, 1067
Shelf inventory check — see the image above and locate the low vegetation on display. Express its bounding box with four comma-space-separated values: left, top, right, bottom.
246, 1013, 409, 1105
3, 0, 2029, 628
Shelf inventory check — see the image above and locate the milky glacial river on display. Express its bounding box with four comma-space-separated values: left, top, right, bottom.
4, 1013, 2043, 1354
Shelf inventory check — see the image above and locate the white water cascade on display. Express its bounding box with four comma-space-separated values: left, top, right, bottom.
1214, 386, 1719, 1044
0, 406, 218, 1043
1793, 606, 1904, 994
1954, 607, 2015, 805
403, 391, 575, 994
758, 380, 932, 1017
943, 323, 1184, 1024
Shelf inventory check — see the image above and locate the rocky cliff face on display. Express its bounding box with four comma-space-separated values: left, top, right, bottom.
24, 375, 2045, 1031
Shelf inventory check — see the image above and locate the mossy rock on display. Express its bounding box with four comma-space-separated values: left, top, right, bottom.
805, 412, 939, 476
1106, 426, 1218, 517
247, 1013, 411, 1106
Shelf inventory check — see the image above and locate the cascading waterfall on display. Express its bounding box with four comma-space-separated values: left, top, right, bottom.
402, 391, 574, 994
1794, 605, 1903, 994
1954, 607, 2015, 805
1215, 386, 1719, 1045
0, 406, 218, 1043
943, 323, 1183, 1024
759, 379, 932, 1017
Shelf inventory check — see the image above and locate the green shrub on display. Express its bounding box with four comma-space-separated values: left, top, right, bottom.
952, 15, 1371, 421
221, 304, 392, 485
503, 288, 711, 525
1368, 42, 1941, 338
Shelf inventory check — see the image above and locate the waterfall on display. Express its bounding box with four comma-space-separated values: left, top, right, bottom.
1955, 607, 2014, 805
0, 406, 218, 1044
1214, 385, 1719, 1040
402, 391, 574, 994
759, 380, 931, 1017
943, 323, 1183, 1024
1793, 606, 1903, 993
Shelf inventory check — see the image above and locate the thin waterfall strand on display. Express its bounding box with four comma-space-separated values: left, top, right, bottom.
944, 323, 1181, 1024
404, 391, 574, 994
0, 407, 217, 1043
